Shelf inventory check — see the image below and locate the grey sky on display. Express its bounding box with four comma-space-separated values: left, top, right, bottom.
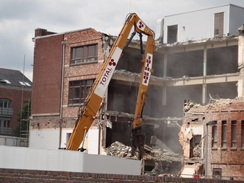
1, 0, 244, 81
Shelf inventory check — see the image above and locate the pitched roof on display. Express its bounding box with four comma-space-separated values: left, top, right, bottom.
0, 68, 32, 89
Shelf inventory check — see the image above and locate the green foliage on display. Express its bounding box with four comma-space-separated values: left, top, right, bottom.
14, 101, 31, 137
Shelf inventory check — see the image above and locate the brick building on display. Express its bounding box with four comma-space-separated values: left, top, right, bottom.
0, 68, 32, 136
31, 4, 244, 177
31, 28, 107, 149
180, 98, 244, 180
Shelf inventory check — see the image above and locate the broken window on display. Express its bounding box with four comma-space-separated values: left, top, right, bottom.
213, 168, 222, 179
214, 12, 224, 37
167, 25, 178, 44
212, 125, 217, 148
242, 120, 244, 148
231, 120, 237, 148
221, 120, 227, 148
71, 44, 98, 65
68, 79, 94, 105
190, 135, 201, 158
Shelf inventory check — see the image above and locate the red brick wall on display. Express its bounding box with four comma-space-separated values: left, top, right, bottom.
62, 29, 104, 120
204, 104, 244, 179
0, 88, 31, 129
32, 34, 64, 115
31, 29, 106, 131
0, 168, 237, 183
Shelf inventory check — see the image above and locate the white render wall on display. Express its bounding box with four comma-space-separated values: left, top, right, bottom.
29, 128, 100, 153
0, 146, 141, 175
29, 129, 60, 149
159, 4, 244, 44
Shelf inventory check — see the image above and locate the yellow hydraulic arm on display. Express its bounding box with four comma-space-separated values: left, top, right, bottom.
67, 13, 155, 155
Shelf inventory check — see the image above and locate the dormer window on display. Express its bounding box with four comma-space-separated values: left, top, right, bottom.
0, 79, 11, 84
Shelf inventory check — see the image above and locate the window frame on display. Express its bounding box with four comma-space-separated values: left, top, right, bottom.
0, 99, 12, 108
167, 25, 178, 44
221, 120, 227, 148
68, 79, 94, 106
70, 44, 98, 65
242, 120, 244, 148
212, 124, 218, 148
231, 120, 237, 148
214, 12, 224, 37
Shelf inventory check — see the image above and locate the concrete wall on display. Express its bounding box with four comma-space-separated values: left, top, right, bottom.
29, 128, 60, 149
160, 4, 244, 44
163, 5, 229, 43
0, 146, 141, 175
0, 136, 27, 147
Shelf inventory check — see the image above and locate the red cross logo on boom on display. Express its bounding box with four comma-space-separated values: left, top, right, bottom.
109, 59, 116, 66
138, 21, 144, 29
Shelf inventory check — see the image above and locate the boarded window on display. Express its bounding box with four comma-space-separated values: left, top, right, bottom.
71, 44, 98, 65
167, 25, 178, 44
242, 120, 244, 148
68, 79, 94, 105
212, 125, 217, 148
221, 120, 227, 148
231, 120, 237, 148
214, 12, 224, 36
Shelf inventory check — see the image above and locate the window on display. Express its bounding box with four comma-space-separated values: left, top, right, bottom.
212, 168, 222, 179
0, 119, 10, 128
231, 120, 237, 148
214, 12, 224, 36
71, 44, 98, 65
221, 120, 227, 148
66, 133, 71, 145
167, 25, 178, 44
19, 81, 31, 86
242, 120, 244, 148
0, 99, 11, 108
69, 79, 94, 105
212, 125, 217, 148
0, 118, 11, 135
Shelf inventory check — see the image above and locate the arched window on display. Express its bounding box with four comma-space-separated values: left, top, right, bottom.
0, 98, 12, 108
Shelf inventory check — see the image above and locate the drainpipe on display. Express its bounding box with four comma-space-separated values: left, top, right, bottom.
59, 38, 66, 149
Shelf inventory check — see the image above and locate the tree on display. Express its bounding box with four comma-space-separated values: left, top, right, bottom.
15, 100, 31, 137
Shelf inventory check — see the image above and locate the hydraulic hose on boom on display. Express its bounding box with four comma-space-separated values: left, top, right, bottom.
66, 13, 155, 158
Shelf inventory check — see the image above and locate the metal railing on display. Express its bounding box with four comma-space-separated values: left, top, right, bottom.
0, 107, 13, 116
0, 127, 12, 135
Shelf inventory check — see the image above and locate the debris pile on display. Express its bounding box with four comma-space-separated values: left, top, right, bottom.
106, 141, 133, 158
106, 141, 181, 161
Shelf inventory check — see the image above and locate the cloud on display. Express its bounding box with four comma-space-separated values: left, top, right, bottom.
1, 0, 244, 81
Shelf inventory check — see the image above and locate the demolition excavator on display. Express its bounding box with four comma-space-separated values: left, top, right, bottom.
66, 13, 155, 158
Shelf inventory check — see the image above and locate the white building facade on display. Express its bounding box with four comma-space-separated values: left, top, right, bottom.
156, 4, 244, 44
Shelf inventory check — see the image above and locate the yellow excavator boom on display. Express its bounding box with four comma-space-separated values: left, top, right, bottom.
67, 13, 155, 157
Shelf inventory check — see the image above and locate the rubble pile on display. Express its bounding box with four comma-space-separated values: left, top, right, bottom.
106, 141, 133, 158
106, 141, 181, 163
144, 148, 181, 163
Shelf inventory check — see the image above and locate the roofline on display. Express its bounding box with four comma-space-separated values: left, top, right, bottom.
0, 85, 32, 91
0, 68, 21, 72
34, 27, 94, 40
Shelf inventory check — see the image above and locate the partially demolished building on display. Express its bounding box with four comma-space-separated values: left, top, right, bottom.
30, 4, 244, 177
180, 98, 244, 180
